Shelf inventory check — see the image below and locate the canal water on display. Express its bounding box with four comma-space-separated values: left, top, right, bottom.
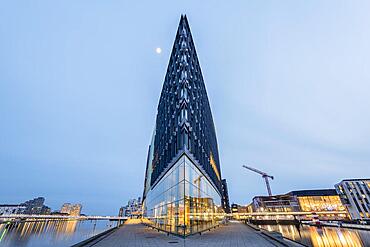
258, 224, 370, 247
0, 220, 115, 247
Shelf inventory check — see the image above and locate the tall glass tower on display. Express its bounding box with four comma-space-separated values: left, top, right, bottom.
143, 15, 228, 236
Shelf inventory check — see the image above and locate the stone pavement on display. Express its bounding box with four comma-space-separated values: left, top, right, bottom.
83, 221, 300, 247
185, 221, 292, 247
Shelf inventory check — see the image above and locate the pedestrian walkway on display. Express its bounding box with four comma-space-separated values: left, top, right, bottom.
186, 221, 290, 247
81, 221, 301, 247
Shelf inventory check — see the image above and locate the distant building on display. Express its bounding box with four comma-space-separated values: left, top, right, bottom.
60, 203, 82, 216
335, 179, 370, 220
231, 203, 238, 214
71, 204, 82, 216
236, 189, 348, 220
40, 206, 51, 215
288, 189, 346, 213
120, 197, 142, 218
252, 193, 300, 213
250, 189, 345, 213
231, 203, 253, 215
60, 203, 72, 214
0, 197, 50, 215
21, 197, 49, 214
0, 205, 26, 215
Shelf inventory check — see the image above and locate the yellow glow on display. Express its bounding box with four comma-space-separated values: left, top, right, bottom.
297, 196, 345, 212
210, 152, 220, 180
309, 227, 363, 247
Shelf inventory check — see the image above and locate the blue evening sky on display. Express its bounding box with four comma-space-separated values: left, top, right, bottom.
1, 1, 369, 215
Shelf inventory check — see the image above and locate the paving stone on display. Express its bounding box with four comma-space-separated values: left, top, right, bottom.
89, 221, 291, 247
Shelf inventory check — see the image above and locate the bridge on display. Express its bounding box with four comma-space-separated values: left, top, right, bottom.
0, 214, 128, 221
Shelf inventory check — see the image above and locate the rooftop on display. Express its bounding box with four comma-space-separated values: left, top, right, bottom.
288, 189, 338, 197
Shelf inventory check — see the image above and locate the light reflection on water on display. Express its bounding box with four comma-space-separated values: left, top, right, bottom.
258, 224, 370, 247
0, 220, 115, 247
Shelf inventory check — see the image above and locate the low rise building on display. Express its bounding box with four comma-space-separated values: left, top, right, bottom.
335, 179, 370, 220
250, 189, 345, 214
0, 205, 26, 215
238, 189, 348, 221
0, 197, 50, 215
288, 189, 346, 212
252, 194, 300, 213
231, 203, 253, 214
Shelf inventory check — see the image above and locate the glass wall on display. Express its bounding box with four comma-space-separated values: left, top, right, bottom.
297, 195, 345, 212
143, 154, 224, 236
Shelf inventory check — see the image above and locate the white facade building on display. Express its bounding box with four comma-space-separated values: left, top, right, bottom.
335, 179, 370, 220
120, 197, 142, 218
60, 203, 82, 216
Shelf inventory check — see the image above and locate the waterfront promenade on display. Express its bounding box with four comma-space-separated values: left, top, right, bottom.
78, 220, 303, 247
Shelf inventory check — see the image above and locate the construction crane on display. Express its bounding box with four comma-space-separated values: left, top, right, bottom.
242, 165, 274, 196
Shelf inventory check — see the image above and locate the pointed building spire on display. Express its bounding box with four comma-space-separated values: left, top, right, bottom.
151, 15, 222, 193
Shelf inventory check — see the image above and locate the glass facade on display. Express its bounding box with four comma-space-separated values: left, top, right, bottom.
297, 195, 345, 212
142, 16, 228, 236
149, 15, 223, 196
143, 154, 223, 236
251, 195, 300, 213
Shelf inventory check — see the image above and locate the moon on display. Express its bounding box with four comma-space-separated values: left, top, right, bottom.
155, 47, 162, 54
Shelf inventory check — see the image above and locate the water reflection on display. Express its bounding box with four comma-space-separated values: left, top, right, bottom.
0, 220, 113, 247
259, 224, 370, 247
